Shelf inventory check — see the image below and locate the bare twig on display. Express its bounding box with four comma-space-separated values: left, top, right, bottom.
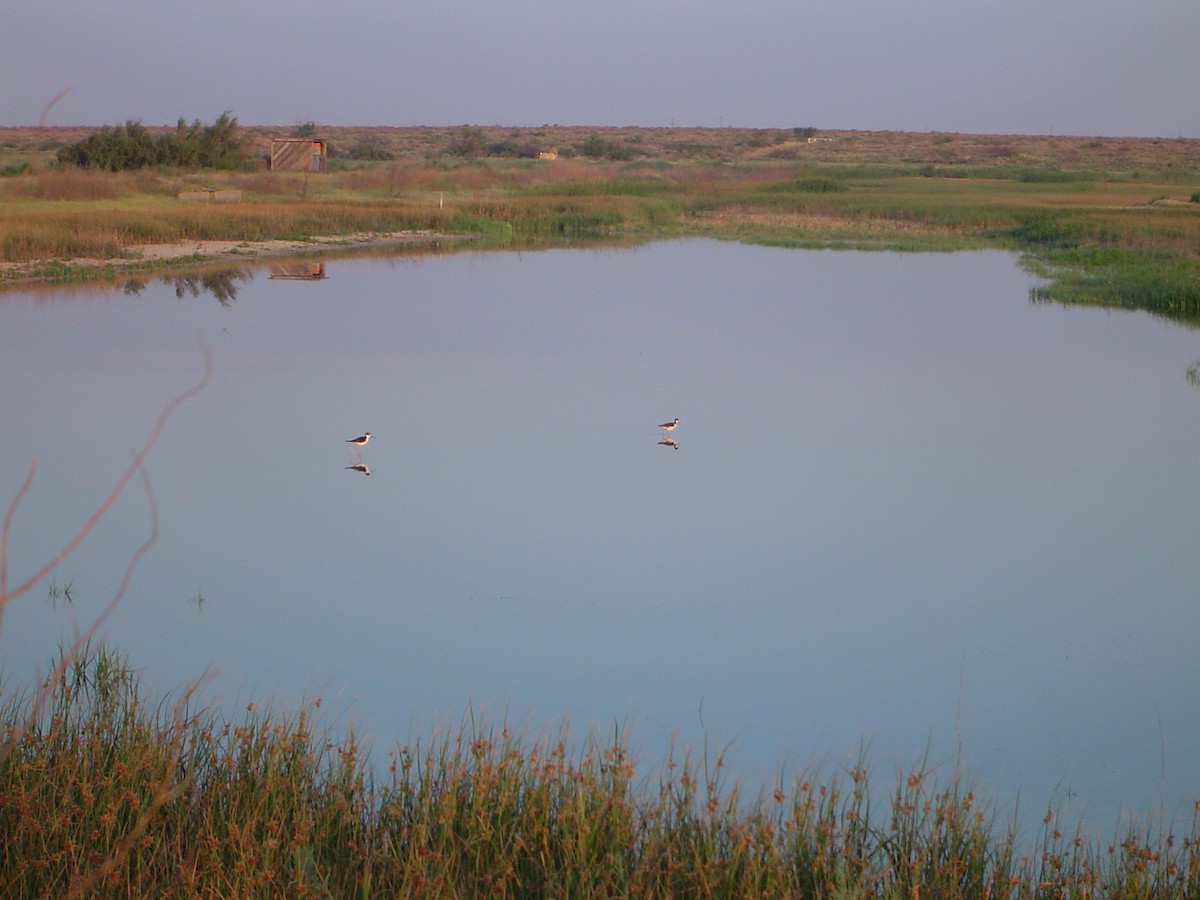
0, 458, 38, 627
38, 85, 75, 129
44, 458, 160, 720
0, 336, 212, 760
0, 335, 212, 893
0, 336, 212, 612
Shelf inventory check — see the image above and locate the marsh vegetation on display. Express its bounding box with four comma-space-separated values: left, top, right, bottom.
2, 124, 1199, 895
3, 647, 1198, 897
2, 123, 1198, 323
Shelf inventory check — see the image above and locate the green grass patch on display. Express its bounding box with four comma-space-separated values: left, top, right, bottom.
761, 176, 849, 194
1030, 253, 1200, 324
522, 178, 670, 197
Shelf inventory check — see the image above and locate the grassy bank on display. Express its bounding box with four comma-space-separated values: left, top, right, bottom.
1, 647, 1196, 898
2, 125, 1198, 324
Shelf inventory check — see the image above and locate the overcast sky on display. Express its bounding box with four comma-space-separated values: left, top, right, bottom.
5, 0, 1198, 137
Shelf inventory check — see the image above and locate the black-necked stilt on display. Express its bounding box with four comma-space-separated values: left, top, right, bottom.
658, 418, 680, 433
346, 463, 371, 476
658, 438, 680, 450
347, 432, 372, 449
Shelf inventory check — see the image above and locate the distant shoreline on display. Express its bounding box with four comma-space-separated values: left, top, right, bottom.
2, 124, 1196, 315
6, 124, 1198, 167
0, 231, 465, 287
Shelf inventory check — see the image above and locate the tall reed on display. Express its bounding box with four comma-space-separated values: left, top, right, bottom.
2, 646, 1197, 897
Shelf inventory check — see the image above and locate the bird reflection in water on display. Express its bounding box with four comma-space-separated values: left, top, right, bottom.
345, 463, 371, 476
658, 417, 680, 450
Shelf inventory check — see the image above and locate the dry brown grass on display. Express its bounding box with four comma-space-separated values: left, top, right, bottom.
1, 124, 1196, 310
14, 168, 128, 200
5, 124, 1198, 173
692, 207, 953, 238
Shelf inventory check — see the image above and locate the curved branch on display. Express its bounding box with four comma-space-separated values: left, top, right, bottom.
0, 459, 38, 626
0, 336, 211, 611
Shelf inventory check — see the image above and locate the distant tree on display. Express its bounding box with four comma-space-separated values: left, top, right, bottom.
57, 111, 246, 171
344, 136, 394, 161
56, 120, 163, 170
446, 126, 487, 158
580, 134, 610, 159
195, 111, 243, 168
292, 121, 319, 138
485, 138, 540, 159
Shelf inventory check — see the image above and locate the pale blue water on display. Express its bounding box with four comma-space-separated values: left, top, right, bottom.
2, 240, 1198, 834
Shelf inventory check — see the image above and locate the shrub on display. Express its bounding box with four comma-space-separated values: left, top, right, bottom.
343, 137, 394, 161
56, 112, 246, 171
56, 120, 164, 170
486, 139, 540, 159
580, 134, 610, 159
445, 126, 486, 158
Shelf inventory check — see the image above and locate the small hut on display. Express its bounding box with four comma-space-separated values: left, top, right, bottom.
271, 137, 328, 172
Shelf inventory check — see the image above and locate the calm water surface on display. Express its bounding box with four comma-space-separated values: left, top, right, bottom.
2, 240, 1197, 832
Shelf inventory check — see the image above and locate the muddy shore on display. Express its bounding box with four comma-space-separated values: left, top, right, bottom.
0, 230, 464, 287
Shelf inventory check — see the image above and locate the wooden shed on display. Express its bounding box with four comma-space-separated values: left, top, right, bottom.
271, 138, 328, 172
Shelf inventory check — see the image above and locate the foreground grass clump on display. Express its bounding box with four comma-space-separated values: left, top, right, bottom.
1, 648, 1197, 897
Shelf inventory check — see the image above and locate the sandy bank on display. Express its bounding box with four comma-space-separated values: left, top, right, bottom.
0, 230, 461, 286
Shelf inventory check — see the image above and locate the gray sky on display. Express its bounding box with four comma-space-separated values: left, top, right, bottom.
5, 0, 1198, 137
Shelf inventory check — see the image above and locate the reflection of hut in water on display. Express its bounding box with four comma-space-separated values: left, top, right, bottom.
269, 261, 327, 280
270, 137, 328, 172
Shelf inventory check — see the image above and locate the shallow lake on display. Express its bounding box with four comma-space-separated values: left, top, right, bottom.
2, 240, 1197, 833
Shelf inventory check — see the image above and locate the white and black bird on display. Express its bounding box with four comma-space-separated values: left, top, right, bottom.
347, 432, 372, 449
658, 418, 680, 433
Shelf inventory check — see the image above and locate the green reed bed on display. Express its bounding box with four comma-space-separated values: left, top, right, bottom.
1029, 252, 1200, 325
1009, 209, 1200, 325
2, 647, 1197, 898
